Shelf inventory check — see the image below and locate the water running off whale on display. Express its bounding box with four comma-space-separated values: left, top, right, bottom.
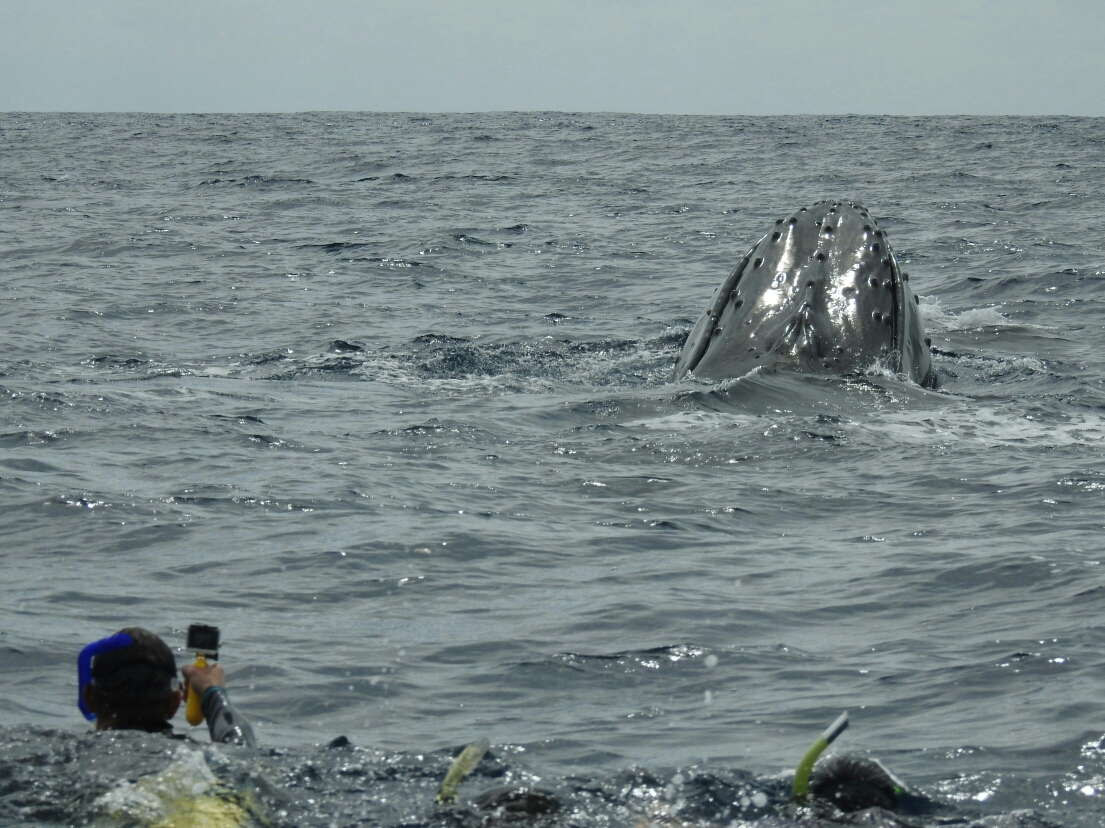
675, 201, 935, 387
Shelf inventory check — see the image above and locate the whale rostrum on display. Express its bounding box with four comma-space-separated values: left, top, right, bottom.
675, 201, 935, 387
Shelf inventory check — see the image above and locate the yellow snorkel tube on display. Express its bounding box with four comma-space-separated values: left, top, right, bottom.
791, 711, 849, 802
436, 738, 490, 804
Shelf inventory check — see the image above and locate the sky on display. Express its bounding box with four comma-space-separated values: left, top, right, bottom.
1, 0, 1102, 115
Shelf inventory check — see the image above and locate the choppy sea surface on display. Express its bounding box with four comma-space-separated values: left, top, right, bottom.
1, 113, 1104, 827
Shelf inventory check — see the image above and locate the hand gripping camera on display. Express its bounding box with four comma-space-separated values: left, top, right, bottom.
184, 624, 219, 726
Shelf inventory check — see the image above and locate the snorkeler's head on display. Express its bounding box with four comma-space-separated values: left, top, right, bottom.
809, 754, 899, 812
81, 627, 181, 731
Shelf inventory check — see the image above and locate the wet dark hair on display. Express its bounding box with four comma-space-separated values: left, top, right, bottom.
87, 627, 178, 732
810, 754, 898, 812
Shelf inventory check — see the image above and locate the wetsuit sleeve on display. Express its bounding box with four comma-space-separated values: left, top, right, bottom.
200, 686, 257, 747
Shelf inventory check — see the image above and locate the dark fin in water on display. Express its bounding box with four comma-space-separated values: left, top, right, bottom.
329, 340, 365, 353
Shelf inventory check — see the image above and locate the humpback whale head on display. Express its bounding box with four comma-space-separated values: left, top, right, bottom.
675, 201, 934, 387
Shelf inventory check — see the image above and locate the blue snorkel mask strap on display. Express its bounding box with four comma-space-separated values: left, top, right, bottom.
77, 632, 134, 721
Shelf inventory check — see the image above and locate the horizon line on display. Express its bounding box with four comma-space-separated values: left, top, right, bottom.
3, 110, 1102, 119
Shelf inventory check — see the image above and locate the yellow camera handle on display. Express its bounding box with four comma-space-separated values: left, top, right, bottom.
185, 654, 207, 726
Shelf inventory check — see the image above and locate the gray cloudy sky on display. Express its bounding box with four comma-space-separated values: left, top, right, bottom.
1, 0, 1102, 114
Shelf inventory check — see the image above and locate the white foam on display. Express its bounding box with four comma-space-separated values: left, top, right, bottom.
863, 356, 911, 383
845, 406, 1105, 448
94, 747, 217, 822
948, 307, 1010, 329
921, 298, 1010, 332
620, 411, 761, 431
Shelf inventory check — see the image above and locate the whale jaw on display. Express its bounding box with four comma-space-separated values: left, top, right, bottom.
675, 201, 934, 387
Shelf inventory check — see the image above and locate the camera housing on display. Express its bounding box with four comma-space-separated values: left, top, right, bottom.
186, 624, 220, 659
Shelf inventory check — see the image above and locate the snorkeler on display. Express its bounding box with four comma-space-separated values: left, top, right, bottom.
78, 626, 256, 747
794, 712, 940, 817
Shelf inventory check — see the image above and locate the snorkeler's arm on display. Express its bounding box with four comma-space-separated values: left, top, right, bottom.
182, 663, 258, 747
200, 685, 258, 747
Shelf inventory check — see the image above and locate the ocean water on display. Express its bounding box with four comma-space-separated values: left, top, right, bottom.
1, 112, 1104, 826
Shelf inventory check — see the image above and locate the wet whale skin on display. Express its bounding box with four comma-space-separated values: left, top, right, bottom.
675, 201, 934, 387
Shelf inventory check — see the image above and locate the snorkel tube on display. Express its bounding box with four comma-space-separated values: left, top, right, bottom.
77, 632, 134, 721
437, 738, 490, 804
791, 711, 849, 802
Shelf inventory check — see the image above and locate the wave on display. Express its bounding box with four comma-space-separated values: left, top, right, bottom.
921, 298, 1012, 331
